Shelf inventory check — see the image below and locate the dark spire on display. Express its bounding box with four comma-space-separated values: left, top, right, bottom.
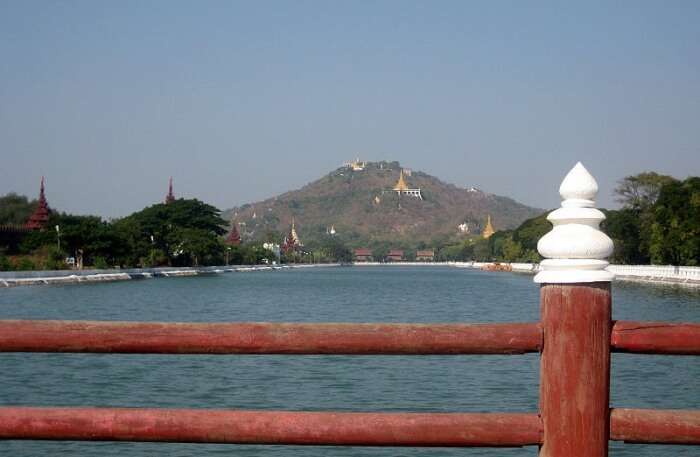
226, 224, 241, 246
26, 176, 50, 230
165, 177, 175, 204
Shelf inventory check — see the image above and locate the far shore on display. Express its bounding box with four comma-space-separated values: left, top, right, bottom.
0, 264, 338, 288
1, 262, 698, 288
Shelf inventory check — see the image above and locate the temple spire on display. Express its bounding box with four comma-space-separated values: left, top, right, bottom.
290, 217, 300, 245
165, 177, 175, 204
282, 217, 303, 253
392, 169, 422, 200
393, 170, 409, 192
482, 215, 495, 239
26, 176, 50, 230
226, 223, 241, 246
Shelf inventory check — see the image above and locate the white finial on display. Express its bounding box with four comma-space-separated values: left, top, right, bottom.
559, 162, 598, 208
534, 162, 614, 284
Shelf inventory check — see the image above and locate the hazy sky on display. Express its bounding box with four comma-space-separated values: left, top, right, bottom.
1, 1, 699, 217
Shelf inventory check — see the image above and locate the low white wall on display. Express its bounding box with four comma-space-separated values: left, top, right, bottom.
606, 265, 700, 282
466, 262, 700, 284
353, 262, 455, 266
510, 263, 540, 273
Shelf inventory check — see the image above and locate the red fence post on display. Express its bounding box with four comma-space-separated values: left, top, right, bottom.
534, 163, 615, 457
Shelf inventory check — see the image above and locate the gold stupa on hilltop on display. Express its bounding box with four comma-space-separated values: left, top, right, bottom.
393, 170, 409, 192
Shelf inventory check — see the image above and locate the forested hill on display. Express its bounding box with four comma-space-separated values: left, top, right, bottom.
223, 161, 542, 248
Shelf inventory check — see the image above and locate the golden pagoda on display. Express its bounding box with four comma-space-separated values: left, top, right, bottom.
392, 169, 422, 199
394, 170, 409, 192
290, 218, 302, 246
282, 217, 303, 253
482, 215, 495, 239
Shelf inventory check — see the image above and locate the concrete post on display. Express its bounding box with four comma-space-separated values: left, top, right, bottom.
535, 162, 614, 457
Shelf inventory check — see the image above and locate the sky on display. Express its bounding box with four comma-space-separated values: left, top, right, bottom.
1, 1, 699, 217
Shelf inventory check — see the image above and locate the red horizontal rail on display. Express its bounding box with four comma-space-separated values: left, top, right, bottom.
611, 408, 700, 445
0, 407, 542, 447
611, 321, 700, 355
4, 319, 699, 355
0, 320, 542, 355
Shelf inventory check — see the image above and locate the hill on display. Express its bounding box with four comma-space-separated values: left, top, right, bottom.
222, 161, 543, 249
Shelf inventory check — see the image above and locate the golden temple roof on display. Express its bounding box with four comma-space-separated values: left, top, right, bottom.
290, 218, 301, 245
393, 170, 409, 192
482, 215, 495, 239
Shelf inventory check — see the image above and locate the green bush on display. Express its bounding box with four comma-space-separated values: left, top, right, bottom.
17, 258, 36, 271
93, 256, 109, 269
44, 246, 67, 270
0, 255, 13, 271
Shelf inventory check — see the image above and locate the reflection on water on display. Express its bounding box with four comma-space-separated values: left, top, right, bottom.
0, 267, 698, 456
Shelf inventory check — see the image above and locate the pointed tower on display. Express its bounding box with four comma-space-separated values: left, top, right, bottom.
290, 218, 301, 246
393, 170, 409, 192
482, 215, 495, 239
165, 177, 175, 204
282, 217, 303, 253
226, 223, 241, 246
392, 169, 422, 199
26, 177, 50, 230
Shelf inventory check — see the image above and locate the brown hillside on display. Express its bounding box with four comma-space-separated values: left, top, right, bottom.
222, 161, 542, 247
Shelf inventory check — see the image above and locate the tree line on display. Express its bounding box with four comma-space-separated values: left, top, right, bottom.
434, 172, 699, 266
2, 170, 697, 270
0, 198, 272, 270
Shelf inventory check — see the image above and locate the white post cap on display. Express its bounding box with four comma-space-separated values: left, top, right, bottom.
534, 162, 614, 283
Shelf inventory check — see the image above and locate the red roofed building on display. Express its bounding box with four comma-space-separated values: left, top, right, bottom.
416, 249, 435, 262
26, 177, 50, 230
354, 248, 373, 262
386, 249, 404, 262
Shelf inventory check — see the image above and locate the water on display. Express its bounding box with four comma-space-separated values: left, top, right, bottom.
0, 266, 698, 456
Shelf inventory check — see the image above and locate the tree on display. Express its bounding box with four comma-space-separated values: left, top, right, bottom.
115, 199, 226, 266
437, 240, 473, 261
488, 230, 513, 261
512, 212, 551, 254
614, 172, 677, 210
21, 213, 124, 267
0, 193, 37, 225
370, 242, 390, 263
648, 178, 700, 266
303, 235, 353, 263
0, 255, 14, 271
472, 238, 492, 261
500, 236, 524, 262
174, 227, 224, 266
611, 172, 679, 264
601, 209, 648, 264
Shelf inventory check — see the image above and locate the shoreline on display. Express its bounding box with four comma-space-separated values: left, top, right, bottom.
2, 261, 698, 288
0, 264, 339, 288
354, 262, 700, 286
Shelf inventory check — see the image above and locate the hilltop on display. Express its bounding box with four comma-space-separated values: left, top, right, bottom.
222, 161, 543, 249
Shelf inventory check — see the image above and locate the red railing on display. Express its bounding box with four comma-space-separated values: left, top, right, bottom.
0, 283, 698, 454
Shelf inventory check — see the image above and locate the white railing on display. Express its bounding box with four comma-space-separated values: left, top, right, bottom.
606, 264, 700, 282
464, 262, 700, 283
